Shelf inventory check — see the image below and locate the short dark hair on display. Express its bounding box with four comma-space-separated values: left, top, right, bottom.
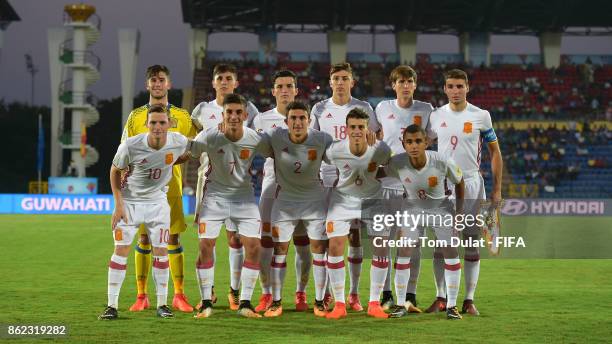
330, 62, 353, 76
346, 108, 369, 125
390, 65, 417, 84
286, 101, 310, 115
146, 65, 170, 79
444, 69, 469, 84
272, 69, 297, 85
402, 124, 426, 140
213, 63, 237, 77
147, 104, 169, 121
222, 93, 247, 109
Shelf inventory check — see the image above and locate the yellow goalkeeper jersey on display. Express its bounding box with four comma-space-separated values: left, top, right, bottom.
121, 103, 196, 197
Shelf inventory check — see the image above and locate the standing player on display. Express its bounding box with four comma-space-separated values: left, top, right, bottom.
99, 105, 189, 320
324, 108, 390, 319
191, 63, 260, 310
374, 65, 433, 311
260, 101, 333, 318
190, 94, 267, 318
121, 65, 196, 313
252, 70, 312, 313
310, 62, 377, 311
384, 124, 465, 320
428, 69, 503, 315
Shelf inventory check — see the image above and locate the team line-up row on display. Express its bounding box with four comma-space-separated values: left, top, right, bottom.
98, 62, 503, 321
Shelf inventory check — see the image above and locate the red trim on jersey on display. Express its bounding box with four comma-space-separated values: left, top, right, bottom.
271, 261, 287, 268
326, 260, 345, 269
444, 263, 461, 271
477, 137, 483, 166
464, 255, 480, 262
394, 262, 411, 270
293, 236, 310, 246
153, 259, 169, 269
243, 261, 261, 270
196, 260, 214, 269
108, 261, 127, 270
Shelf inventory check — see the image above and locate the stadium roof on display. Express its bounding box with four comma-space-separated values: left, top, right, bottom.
181, 0, 612, 35
0, 0, 19, 30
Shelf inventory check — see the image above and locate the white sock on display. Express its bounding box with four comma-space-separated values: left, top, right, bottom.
312, 253, 327, 301
464, 251, 480, 301
152, 255, 169, 308
348, 246, 363, 295
407, 246, 421, 295
240, 261, 260, 301
326, 255, 345, 303
393, 257, 411, 306
229, 245, 244, 290
196, 260, 214, 300
107, 254, 127, 308
271, 255, 287, 302
369, 256, 389, 302
444, 258, 461, 308
383, 251, 392, 292
259, 246, 274, 295
294, 243, 312, 293
433, 250, 447, 299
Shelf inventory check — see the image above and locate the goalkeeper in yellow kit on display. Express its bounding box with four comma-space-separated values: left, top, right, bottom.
121, 65, 196, 312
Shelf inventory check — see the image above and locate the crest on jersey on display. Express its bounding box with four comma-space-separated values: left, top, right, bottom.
387, 114, 396, 119
282, 147, 289, 153
272, 124, 277, 128
165, 153, 174, 165
367, 162, 377, 172
463, 122, 473, 133
209, 114, 217, 119
441, 122, 447, 128
404, 177, 412, 183
217, 148, 225, 154
170, 117, 178, 128
428, 176, 438, 187
308, 149, 317, 160
140, 158, 148, 164
413, 115, 422, 126
343, 163, 351, 170
325, 113, 333, 118
240, 149, 250, 160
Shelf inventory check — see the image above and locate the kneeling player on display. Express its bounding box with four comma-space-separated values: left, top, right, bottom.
385, 124, 465, 319
99, 105, 189, 320
324, 108, 390, 319
189, 94, 269, 318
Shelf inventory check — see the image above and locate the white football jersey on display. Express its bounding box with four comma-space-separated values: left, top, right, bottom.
253, 107, 287, 193
429, 103, 496, 176
387, 150, 463, 201
265, 128, 333, 201
191, 99, 259, 131
310, 97, 377, 187
190, 127, 266, 200
375, 99, 434, 190
324, 140, 390, 199
113, 132, 188, 203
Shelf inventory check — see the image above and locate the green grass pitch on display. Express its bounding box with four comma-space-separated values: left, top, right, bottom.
1, 215, 611, 343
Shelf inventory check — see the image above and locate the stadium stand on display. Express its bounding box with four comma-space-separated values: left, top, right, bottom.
189, 57, 611, 198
